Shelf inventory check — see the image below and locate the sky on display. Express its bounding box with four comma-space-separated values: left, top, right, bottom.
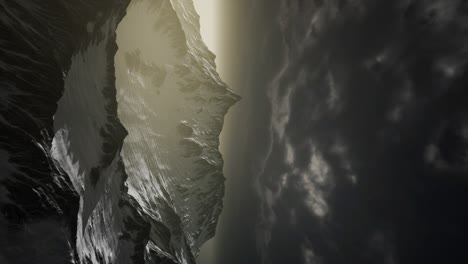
194, 1, 468, 264
193, 1, 284, 263
191, 2, 221, 263
192, 0, 219, 58
193, 1, 253, 263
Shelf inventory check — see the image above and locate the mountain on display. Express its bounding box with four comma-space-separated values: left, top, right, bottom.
0, 0, 238, 263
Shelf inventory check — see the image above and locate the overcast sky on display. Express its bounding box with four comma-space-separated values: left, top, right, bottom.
194, 0, 282, 263
195, 1, 468, 264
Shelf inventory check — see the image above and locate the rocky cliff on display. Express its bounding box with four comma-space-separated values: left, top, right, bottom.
0, 0, 237, 263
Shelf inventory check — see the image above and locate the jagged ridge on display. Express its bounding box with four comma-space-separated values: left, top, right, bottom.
115, 0, 240, 262
0, 0, 238, 263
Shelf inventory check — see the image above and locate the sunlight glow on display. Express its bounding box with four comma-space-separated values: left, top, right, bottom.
192, 2, 221, 263
193, 0, 219, 55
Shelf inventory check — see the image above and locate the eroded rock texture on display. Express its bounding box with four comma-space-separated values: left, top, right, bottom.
0, 0, 237, 263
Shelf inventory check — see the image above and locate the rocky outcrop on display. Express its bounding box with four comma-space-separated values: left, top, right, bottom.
0, 0, 237, 263
115, 0, 239, 262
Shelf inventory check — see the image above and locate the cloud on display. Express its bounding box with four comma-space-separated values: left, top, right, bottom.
367, 230, 396, 264
285, 141, 295, 166
300, 173, 329, 218
326, 70, 340, 112
296, 144, 334, 218
302, 239, 321, 264
424, 144, 439, 164
254, 0, 468, 263
254, 1, 341, 262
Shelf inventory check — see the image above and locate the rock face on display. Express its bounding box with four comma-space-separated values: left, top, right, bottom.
115, 0, 239, 262
0, 0, 237, 264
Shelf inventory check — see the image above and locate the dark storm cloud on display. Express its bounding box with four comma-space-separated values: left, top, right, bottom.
256, 0, 468, 263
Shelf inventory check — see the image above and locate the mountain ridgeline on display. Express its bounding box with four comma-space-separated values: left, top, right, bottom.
0, 0, 238, 263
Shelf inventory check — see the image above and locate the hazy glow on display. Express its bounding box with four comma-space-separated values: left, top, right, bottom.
193, 0, 218, 55
192, 2, 221, 263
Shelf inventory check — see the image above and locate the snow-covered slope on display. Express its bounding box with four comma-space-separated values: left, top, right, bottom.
0, 0, 236, 263
115, 0, 239, 262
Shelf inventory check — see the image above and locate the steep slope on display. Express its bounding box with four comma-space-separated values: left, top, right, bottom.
115, 0, 239, 262
0, 0, 235, 264
0, 0, 132, 263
